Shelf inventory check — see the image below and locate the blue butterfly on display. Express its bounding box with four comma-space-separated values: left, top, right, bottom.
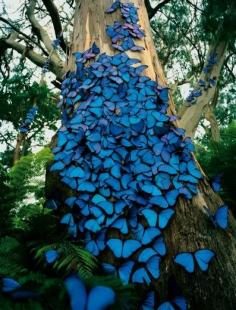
141, 183, 162, 196
210, 174, 223, 192
64, 275, 116, 310
1, 278, 38, 300
45, 249, 59, 264
50, 161, 65, 171
118, 260, 135, 284
2, 278, 21, 292
132, 255, 161, 284
85, 230, 106, 256
134, 224, 161, 245
92, 194, 113, 215
158, 209, 175, 229
111, 217, 129, 234
60, 213, 78, 237
150, 196, 169, 209
141, 291, 155, 310
174, 249, 215, 273
205, 205, 229, 229
107, 239, 141, 258
158, 296, 187, 310
153, 237, 167, 256
140, 208, 174, 229
165, 190, 179, 207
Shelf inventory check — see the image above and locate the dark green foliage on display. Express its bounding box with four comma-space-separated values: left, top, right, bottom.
197, 122, 236, 212
201, 0, 236, 41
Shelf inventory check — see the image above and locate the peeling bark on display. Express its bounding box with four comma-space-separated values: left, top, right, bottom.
46, 1, 236, 309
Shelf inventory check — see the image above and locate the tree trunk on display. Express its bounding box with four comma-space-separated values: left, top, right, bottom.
179, 40, 228, 138
13, 132, 26, 164
46, 1, 236, 309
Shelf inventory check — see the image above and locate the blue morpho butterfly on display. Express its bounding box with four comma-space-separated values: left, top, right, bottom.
141, 290, 155, 310
157, 276, 187, 310
64, 275, 116, 310
204, 205, 229, 230
85, 230, 106, 256
102, 260, 135, 285
158, 296, 187, 310
140, 208, 175, 229
134, 224, 161, 245
1, 278, 39, 300
137, 238, 166, 262
107, 238, 141, 258
111, 217, 129, 234
50, 161, 65, 171
165, 189, 179, 207
155, 173, 171, 190
91, 194, 113, 215
149, 196, 169, 209
132, 255, 161, 284
45, 199, 59, 210
60, 213, 78, 237
2, 278, 21, 292
174, 249, 215, 273
210, 174, 223, 192
141, 183, 162, 196
45, 249, 59, 264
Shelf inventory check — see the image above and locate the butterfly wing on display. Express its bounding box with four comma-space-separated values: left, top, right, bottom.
211, 174, 222, 192
146, 255, 161, 279
102, 263, 116, 275
107, 239, 122, 258
2, 278, 21, 292
45, 249, 59, 264
165, 189, 179, 207
111, 218, 128, 234
174, 253, 194, 273
172, 296, 187, 310
142, 228, 161, 245
118, 261, 135, 284
214, 206, 228, 229
64, 275, 87, 310
194, 249, 215, 272
141, 291, 155, 310
153, 237, 167, 256
87, 286, 116, 310
158, 209, 175, 229
123, 240, 141, 258
157, 301, 175, 310
138, 248, 157, 262
132, 267, 151, 285
141, 209, 157, 227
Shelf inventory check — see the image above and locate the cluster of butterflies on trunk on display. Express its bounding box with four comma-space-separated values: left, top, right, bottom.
19, 106, 38, 133
185, 52, 218, 106
4, 1, 229, 309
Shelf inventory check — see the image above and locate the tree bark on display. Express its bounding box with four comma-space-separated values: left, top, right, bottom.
46, 1, 236, 309
13, 132, 26, 164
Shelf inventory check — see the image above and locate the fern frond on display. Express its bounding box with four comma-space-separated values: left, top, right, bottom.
31, 241, 97, 278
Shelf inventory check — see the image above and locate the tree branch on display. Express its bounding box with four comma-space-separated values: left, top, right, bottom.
1, 34, 64, 80
0, 16, 48, 56
26, 0, 61, 64
41, 0, 67, 52
145, 0, 172, 19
